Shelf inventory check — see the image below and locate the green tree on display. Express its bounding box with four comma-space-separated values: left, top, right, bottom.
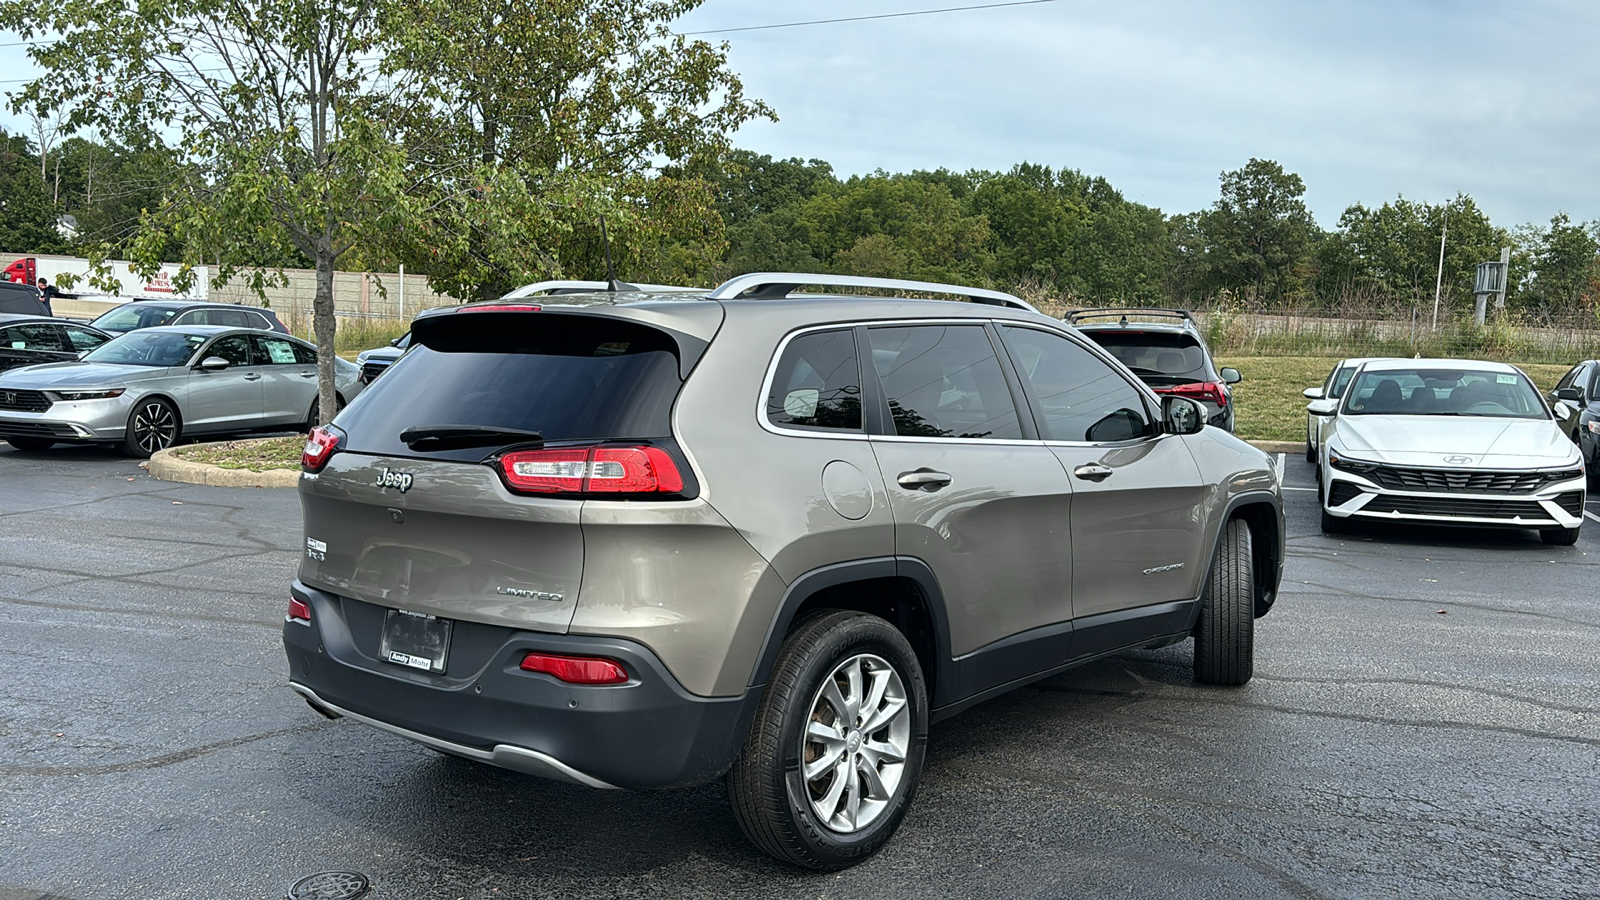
2, 0, 422, 420
789, 174, 992, 284
0, 130, 62, 253
378, 0, 772, 299
1198, 158, 1318, 303
1317, 194, 1504, 314
1529, 213, 1599, 312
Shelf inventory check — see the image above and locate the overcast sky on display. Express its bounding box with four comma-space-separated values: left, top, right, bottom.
3, 0, 1597, 229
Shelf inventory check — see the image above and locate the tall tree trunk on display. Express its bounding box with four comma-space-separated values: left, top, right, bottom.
314, 250, 339, 424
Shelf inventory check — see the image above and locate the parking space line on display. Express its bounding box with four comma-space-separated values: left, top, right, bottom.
1283, 486, 1316, 492
1278, 453, 1286, 471
1586, 511, 1600, 524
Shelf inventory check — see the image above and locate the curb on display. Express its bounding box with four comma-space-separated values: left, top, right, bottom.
149, 438, 300, 489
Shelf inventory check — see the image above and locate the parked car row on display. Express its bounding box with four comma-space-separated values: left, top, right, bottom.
1304, 357, 1585, 545
0, 298, 354, 456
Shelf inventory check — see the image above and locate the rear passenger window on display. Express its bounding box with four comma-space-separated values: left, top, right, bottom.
1001, 326, 1154, 442
869, 325, 1022, 440
767, 330, 862, 432
7, 324, 66, 352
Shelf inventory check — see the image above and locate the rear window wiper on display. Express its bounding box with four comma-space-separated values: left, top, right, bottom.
399, 425, 545, 450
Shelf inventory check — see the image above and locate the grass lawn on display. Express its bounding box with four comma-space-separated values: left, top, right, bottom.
1219, 356, 1570, 442
170, 436, 304, 471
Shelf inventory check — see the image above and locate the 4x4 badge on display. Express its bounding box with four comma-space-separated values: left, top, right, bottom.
374, 468, 414, 492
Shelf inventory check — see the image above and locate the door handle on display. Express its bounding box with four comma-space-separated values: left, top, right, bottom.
1074, 463, 1113, 481
897, 469, 952, 491
299, 372, 317, 378
243, 373, 262, 381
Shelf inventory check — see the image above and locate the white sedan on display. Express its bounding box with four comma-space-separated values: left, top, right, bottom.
1319, 358, 1585, 544
1302, 356, 1388, 464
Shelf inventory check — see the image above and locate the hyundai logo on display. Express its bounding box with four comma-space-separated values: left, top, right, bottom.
1443, 455, 1474, 464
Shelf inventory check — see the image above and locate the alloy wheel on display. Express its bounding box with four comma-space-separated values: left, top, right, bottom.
133, 401, 177, 454
800, 653, 911, 833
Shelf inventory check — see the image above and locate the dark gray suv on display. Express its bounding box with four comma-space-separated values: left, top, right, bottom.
284, 273, 1285, 869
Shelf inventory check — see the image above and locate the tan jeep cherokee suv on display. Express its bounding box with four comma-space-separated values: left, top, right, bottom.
284, 273, 1285, 869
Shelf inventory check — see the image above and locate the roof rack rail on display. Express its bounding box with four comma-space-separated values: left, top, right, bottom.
1063, 307, 1196, 325
707, 272, 1037, 312
497, 279, 696, 300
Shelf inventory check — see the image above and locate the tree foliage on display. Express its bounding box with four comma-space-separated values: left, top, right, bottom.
0, 130, 63, 253
1191, 158, 1317, 303
1318, 194, 1506, 310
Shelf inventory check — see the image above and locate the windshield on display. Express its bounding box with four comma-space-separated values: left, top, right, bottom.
1080, 331, 1210, 383
84, 331, 207, 367
1343, 368, 1547, 418
92, 304, 180, 331
1330, 365, 1358, 398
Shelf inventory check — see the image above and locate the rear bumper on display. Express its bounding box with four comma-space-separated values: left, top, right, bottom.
283, 580, 757, 789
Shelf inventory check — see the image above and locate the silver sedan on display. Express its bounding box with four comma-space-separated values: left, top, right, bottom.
0, 326, 364, 457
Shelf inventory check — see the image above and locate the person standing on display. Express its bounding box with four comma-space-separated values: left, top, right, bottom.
36, 277, 59, 316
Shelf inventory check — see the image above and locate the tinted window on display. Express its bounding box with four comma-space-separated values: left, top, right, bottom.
251, 334, 304, 364
1080, 331, 1210, 384
767, 329, 862, 432
210, 308, 255, 328
290, 341, 317, 365
339, 314, 684, 462
205, 335, 253, 366
868, 325, 1021, 440
1556, 365, 1582, 391
1002, 326, 1154, 442
3, 323, 65, 352
62, 326, 109, 352
84, 331, 207, 366
92, 304, 181, 331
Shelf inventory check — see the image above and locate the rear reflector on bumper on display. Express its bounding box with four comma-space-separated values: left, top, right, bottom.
520, 653, 629, 684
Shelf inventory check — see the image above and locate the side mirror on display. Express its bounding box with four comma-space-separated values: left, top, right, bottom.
390, 337, 403, 347
1302, 387, 1325, 400
1307, 398, 1338, 415
1163, 396, 1205, 435
1220, 367, 1242, 385
1556, 387, 1582, 402
198, 356, 231, 371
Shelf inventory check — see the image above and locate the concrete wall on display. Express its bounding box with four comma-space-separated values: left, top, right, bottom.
206, 268, 461, 322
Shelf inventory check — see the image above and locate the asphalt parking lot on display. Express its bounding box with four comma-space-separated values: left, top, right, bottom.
2, 443, 1597, 900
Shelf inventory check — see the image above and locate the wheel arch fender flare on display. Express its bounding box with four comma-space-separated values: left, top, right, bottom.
129, 391, 184, 428
1204, 490, 1284, 619
745, 556, 957, 707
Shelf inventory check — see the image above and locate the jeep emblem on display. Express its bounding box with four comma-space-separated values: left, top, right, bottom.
374, 467, 414, 492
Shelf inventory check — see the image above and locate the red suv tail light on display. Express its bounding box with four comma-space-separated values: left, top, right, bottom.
1157, 382, 1228, 407
288, 597, 312, 622
498, 445, 684, 495
520, 652, 629, 684
302, 426, 343, 472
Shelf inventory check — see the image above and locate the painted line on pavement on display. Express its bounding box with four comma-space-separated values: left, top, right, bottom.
1585, 511, 1600, 524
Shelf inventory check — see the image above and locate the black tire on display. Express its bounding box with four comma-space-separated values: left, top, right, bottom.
1194, 518, 1254, 686
1305, 442, 1316, 463
727, 611, 928, 870
120, 397, 180, 458
5, 437, 54, 452
303, 394, 346, 432
1541, 526, 1581, 546
1320, 506, 1347, 534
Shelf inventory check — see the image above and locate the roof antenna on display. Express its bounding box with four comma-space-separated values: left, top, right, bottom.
600, 216, 619, 292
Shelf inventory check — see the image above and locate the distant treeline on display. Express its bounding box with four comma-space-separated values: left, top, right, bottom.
5, 132, 1597, 318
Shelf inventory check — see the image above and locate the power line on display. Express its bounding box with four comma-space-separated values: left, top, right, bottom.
675, 0, 1060, 36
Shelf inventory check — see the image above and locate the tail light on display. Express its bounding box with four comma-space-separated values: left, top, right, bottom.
520, 652, 629, 684
1157, 382, 1228, 407
302, 426, 343, 472
498, 445, 684, 495
288, 597, 312, 622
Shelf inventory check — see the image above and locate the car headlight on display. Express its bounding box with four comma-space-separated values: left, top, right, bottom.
1327, 449, 1379, 475
1587, 421, 1599, 434
51, 389, 126, 401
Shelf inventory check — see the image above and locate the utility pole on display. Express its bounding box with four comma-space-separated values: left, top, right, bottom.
1431, 206, 1449, 331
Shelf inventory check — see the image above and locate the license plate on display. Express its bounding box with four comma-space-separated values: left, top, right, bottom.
379, 609, 452, 674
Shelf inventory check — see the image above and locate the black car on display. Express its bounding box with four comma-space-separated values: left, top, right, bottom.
1065, 308, 1242, 431
0, 314, 113, 372
1547, 360, 1600, 484
0, 281, 50, 317
90, 299, 289, 335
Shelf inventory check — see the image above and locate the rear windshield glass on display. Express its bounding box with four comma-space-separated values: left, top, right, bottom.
337, 314, 683, 461
83, 330, 206, 367
1079, 331, 1210, 383
93, 305, 181, 331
